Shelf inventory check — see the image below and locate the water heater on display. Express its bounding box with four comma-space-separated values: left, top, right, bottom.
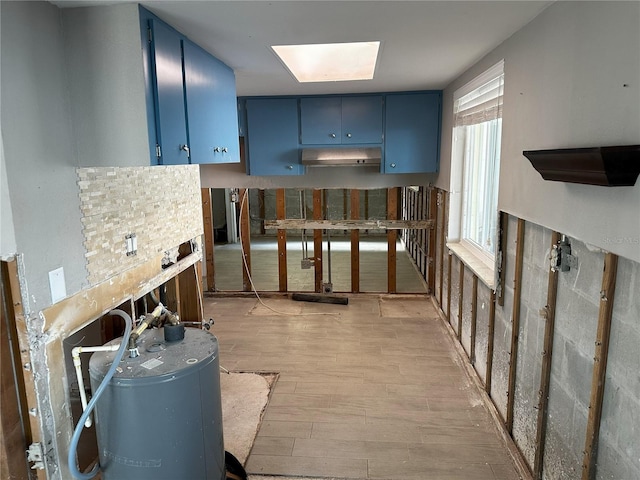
89, 327, 225, 480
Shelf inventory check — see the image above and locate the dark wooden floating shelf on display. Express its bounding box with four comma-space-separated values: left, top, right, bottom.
523, 145, 640, 187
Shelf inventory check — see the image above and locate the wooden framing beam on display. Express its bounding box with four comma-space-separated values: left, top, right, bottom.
439, 191, 447, 306
240, 188, 252, 292
387, 187, 398, 293
350, 189, 360, 293
276, 188, 287, 292
497, 211, 509, 306
457, 260, 464, 340
533, 231, 560, 479
470, 274, 478, 364
259, 189, 266, 235
506, 218, 526, 433
446, 251, 452, 322
264, 219, 433, 230
486, 290, 496, 395
313, 189, 323, 293
428, 188, 438, 293
581, 252, 618, 480
200, 188, 215, 292
1, 260, 37, 478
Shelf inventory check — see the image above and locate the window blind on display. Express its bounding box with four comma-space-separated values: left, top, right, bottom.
454, 72, 504, 127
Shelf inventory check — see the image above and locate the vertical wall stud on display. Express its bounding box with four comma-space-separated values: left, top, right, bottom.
258, 189, 266, 235
581, 252, 618, 480
276, 188, 287, 292
486, 290, 496, 394
497, 211, 509, 306
350, 189, 360, 293
533, 231, 560, 479
200, 188, 215, 292
446, 251, 452, 321
470, 274, 478, 364
240, 188, 252, 292
457, 260, 464, 340
313, 189, 323, 293
428, 187, 438, 293
506, 218, 526, 433
387, 187, 398, 293
439, 190, 447, 306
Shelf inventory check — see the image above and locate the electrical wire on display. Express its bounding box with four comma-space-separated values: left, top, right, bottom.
238, 190, 334, 316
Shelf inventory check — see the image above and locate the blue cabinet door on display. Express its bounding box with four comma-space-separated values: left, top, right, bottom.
183, 41, 240, 164
246, 98, 302, 175
150, 19, 189, 165
342, 96, 383, 144
300, 96, 383, 145
300, 97, 341, 145
384, 92, 441, 173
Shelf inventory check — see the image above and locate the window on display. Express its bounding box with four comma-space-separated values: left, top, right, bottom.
450, 61, 504, 268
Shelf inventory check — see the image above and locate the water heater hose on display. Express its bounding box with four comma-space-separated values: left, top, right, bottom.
68, 309, 132, 479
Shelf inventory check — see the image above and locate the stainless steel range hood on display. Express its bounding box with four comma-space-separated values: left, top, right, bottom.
301, 147, 382, 167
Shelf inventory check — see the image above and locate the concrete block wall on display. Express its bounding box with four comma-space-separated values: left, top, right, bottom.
77, 165, 203, 285
430, 185, 640, 480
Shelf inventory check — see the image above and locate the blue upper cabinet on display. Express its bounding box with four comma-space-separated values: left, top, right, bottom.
245, 98, 302, 175
143, 8, 239, 165
183, 40, 240, 164
149, 19, 190, 165
384, 92, 441, 173
300, 96, 383, 145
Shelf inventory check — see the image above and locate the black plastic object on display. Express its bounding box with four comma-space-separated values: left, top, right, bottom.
225, 451, 247, 480
523, 145, 640, 186
292, 293, 349, 305
164, 323, 185, 342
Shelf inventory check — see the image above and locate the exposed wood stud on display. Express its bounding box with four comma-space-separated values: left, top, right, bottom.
497, 211, 509, 306
387, 187, 398, 293
264, 219, 433, 230
486, 290, 496, 395
581, 252, 619, 480
276, 188, 288, 292
506, 218, 526, 434
428, 188, 438, 292
439, 190, 447, 306
533, 231, 561, 479
259, 189, 266, 235
239, 189, 252, 292
200, 188, 215, 292
446, 251, 452, 322
470, 274, 478, 364
313, 189, 323, 293
350, 189, 360, 293
457, 260, 464, 340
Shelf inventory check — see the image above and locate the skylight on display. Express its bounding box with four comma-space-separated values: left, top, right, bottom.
272, 41, 380, 83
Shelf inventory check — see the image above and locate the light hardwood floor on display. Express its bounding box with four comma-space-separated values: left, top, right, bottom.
206, 295, 523, 480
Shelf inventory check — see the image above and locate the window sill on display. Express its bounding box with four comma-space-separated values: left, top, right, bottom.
446, 241, 495, 289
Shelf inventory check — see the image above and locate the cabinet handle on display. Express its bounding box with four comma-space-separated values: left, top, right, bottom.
213, 147, 220, 153
222, 147, 228, 153
390, 163, 396, 168
286, 165, 294, 170
180, 144, 190, 155
330, 133, 336, 138
346, 133, 352, 138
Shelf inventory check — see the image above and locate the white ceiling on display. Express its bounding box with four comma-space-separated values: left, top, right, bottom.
54, 1, 552, 96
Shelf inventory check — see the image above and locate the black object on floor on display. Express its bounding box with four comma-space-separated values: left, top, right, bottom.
292, 293, 349, 305
225, 451, 247, 480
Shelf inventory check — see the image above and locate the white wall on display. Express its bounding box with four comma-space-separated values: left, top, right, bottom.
1, 1, 88, 311
0, 131, 17, 258
62, 4, 150, 167
437, 1, 640, 262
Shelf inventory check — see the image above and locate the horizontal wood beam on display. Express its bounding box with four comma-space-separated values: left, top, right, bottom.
264, 218, 433, 230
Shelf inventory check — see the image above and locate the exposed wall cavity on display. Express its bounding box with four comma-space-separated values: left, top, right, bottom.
433, 186, 640, 480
